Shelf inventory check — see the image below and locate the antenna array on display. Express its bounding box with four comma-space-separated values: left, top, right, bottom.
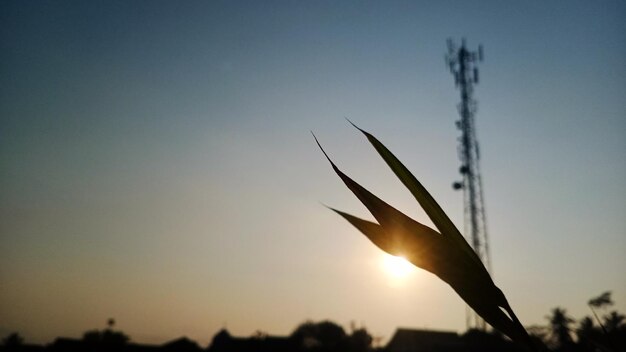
446, 38, 491, 331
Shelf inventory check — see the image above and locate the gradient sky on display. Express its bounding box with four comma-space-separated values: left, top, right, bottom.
1, 0, 625, 346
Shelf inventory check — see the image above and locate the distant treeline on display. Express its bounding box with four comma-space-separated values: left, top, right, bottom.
2, 291, 625, 352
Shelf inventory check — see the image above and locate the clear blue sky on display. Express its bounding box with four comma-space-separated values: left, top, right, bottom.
1, 0, 625, 346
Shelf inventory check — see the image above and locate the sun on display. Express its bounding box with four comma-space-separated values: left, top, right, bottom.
381, 253, 415, 278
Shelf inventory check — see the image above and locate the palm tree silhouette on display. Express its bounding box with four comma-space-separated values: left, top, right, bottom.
546, 307, 574, 350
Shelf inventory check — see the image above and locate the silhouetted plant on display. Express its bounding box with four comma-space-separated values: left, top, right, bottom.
577, 316, 604, 352
346, 328, 373, 352
546, 307, 574, 350
604, 311, 625, 333
82, 328, 129, 345
291, 320, 347, 351
588, 291, 619, 351
315, 124, 535, 351
1, 333, 23, 347
589, 292, 613, 309
290, 320, 373, 352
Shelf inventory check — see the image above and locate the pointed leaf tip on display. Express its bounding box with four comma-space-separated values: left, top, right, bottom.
312, 133, 334, 166
317, 129, 536, 351
356, 129, 485, 268
344, 117, 367, 134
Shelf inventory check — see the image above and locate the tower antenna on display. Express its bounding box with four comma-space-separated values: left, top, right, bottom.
445, 38, 491, 331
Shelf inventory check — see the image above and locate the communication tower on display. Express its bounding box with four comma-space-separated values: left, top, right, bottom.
445, 38, 491, 331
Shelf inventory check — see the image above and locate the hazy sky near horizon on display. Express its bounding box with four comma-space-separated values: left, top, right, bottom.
1, 0, 625, 346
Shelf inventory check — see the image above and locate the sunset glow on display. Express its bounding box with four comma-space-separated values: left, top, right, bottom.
1, 0, 625, 346
382, 254, 415, 278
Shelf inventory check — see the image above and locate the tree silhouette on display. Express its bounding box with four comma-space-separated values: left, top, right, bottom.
291, 320, 347, 351
588, 292, 613, 309
290, 320, 373, 352
604, 311, 625, 333
576, 316, 604, 351
546, 307, 574, 350
82, 319, 130, 346
82, 329, 129, 345
346, 328, 373, 352
1, 333, 23, 347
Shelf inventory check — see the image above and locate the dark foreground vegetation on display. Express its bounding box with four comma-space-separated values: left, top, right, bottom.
2, 292, 624, 352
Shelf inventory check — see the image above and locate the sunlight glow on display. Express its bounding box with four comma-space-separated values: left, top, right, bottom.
381, 253, 415, 278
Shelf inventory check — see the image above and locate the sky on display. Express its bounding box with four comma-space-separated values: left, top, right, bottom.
1, 0, 625, 346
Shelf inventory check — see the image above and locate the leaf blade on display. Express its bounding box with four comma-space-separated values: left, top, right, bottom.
349, 122, 484, 268
328, 207, 399, 256
329, 207, 447, 274
316, 130, 536, 351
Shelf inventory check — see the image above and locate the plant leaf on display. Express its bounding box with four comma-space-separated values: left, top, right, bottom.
328, 207, 400, 256
329, 207, 446, 274
314, 134, 480, 282
316, 129, 536, 351
347, 120, 485, 269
